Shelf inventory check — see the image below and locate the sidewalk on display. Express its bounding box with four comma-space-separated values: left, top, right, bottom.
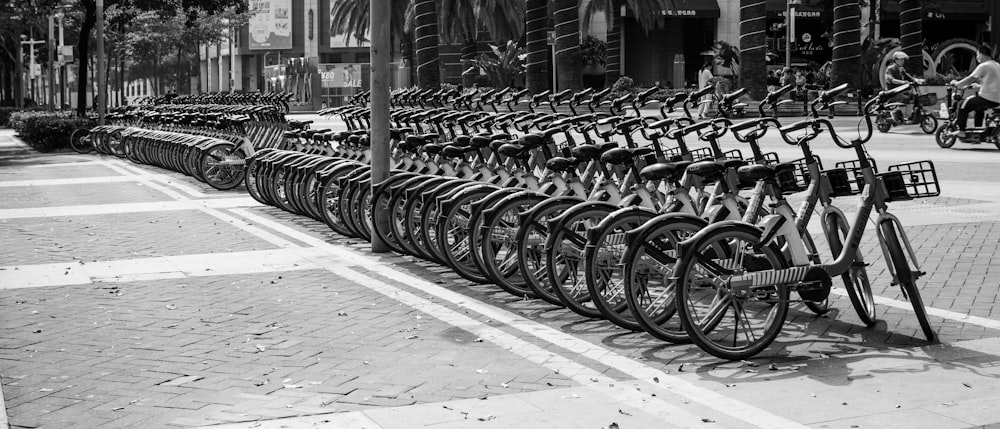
2, 132, 1000, 428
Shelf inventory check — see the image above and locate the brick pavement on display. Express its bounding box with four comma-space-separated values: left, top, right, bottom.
2, 129, 1000, 428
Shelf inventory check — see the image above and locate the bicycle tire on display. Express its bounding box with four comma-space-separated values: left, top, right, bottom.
935, 123, 956, 148
920, 115, 938, 134
69, 128, 93, 154
516, 197, 585, 307
673, 224, 790, 360
880, 221, 937, 342
825, 213, 877, 326
478, 192, 548, 297
436, 184, 503, 283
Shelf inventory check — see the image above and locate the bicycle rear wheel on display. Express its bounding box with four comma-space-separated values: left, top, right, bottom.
880, 221, 936, 342
825, 213, 876, 326
673, 225, 789, 360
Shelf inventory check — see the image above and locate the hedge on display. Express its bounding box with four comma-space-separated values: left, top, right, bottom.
10, 111, 94, 152
0, 107, 44, 128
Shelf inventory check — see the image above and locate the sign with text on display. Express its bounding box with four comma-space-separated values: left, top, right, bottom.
319, 63, 363, 88
249, 0, 292, 50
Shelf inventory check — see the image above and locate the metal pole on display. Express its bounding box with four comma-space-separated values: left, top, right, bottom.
15, 33, 23, 108
369, 0, 390, 253
29, 29, 36, 104
785, 2, 792, 68
47, 14, 55, 112
96, 0, 106, 124
59, 14, 65, 109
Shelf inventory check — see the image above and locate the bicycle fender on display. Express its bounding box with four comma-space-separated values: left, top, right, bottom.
439, 183, 501, 208
584, 205, 658, 244
372, 172, 421, 198
481, 191, 548, 225
549, 201, 620, 228
471, 188, 521, 215
677, 220, 764, 256
517, 196, 586, 224
622, 212, 707, 243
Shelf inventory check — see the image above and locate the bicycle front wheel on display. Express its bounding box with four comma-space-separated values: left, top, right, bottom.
69, 128, 93, 154
880, 221, 936, 342
673, 225, 789, 360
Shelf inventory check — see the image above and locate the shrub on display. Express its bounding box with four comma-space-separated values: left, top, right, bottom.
610, 76, 636, 98
0, 107, 44, 128
10, 111, 93, 152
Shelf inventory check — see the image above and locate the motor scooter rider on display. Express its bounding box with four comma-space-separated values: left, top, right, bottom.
949, 44, 1000, 140
884, 51, 925, 122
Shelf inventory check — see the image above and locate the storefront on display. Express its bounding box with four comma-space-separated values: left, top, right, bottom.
622, 0, 719, 88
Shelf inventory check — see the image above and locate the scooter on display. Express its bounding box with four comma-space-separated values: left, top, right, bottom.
935, 84, 1000, 149
874, 83, 939, 134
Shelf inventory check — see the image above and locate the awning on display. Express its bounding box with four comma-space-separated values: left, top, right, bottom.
880, 0, 985, 21
766, 0, 826, 19
659, 0, 720, 19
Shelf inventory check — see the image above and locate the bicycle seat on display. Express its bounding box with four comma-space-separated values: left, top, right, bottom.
423, 143, 445, 155
639, 162, 683, 182
489, 133, 511, 141
519, 133, 545, 149
687, 161, 724, 178
600, 148, 635, 165
470, 136, 492, 148
737, 162, 795, 182
546, 157, 579, 172
441, 145, 470, 158
404, 135, 430, 147
452, 135, 471, 147
497, 143, 528, 158
631, 147, 654, 158
570, 144, 600, 161
489, 140, 511, 153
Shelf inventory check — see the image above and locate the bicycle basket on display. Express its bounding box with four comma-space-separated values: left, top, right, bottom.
834, 158, 877, 195
786, 155, 822, 191
823, 168, 857, 197
878, 171, 912, 201
918, 93, 937, 106
723, 149, 744, 161
761, 152, 781, 165
775, 168, 802, 194
690, 147, 713, 161
887, 160, 940, 199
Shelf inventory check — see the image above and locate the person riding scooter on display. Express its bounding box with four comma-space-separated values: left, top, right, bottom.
884, 51, 925, 123
949, 44, 1000, 141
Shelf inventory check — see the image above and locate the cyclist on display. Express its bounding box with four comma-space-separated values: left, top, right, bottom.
949, 44, 1000, 140
884, 51, 924, 122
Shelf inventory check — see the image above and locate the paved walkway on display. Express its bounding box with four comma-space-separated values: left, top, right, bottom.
2, 126, 1000, 428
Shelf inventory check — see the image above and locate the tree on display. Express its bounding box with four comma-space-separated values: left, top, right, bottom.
830, 0, 861, 88
413, 0, 440, 87
524, 0, 548, 93
739, 0, 767, 100
553, 0, 582, 90
899, 0, 923, 77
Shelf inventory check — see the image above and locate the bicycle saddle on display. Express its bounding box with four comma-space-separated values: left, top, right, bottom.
334, 131, 353, 141
423, 143, 445, 155
489, 133, 511, 142
441, 145, 472, 158
570, 144, 600, 161
489, 140, 511, 153
470, 136, 492, 148
519, 134, 545, 149
497, 143, 528, 158
545, 156, 579, 172
640, 162, 688, 182
404, 135, 430, 147
600, 147, 644, 165
452, 135, 471, 147
737, 162, 796, 182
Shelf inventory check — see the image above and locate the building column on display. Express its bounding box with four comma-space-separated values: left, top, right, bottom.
717, 1, 740, 45
304, 0, 321, 109
199, 44, 209, 94
219, 53, 231, 92
230, 36, 243, 91
208, 44, 220, 93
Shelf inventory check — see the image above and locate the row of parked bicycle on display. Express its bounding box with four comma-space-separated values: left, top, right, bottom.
77, 82, 939, 360
240, 82, 939, 360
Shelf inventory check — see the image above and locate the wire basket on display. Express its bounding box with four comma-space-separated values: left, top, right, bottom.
761, 152, 781, 165
723, 149, 744, 161
778, 154, 823, 192
887, 160, 940, 199
690, 147, 714, 161
832, 158, 877, 195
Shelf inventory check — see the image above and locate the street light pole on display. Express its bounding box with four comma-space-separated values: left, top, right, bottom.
47, 14, 55, 112
96, 0, 106, 124
369, 0, 390, 253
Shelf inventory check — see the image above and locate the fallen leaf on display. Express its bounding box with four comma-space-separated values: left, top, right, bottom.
283, 384, 303, 389
405, 335, 418, 339
112, 407, 125, 411
740, 360, 758, 367
701, 418, 715, 423
39, 388, 53, 392
166, 304, 177, 310
476, 369, 488, 374
477, 415, 496, 421
768, 364, 779, 371
255, 344, 266, 352
618, 409, 632, 416
963, 382, 972, 388
653, 377, 659, 383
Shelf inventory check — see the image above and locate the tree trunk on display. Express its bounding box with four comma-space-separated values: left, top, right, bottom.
525, 0, 548, 93
413, 0, 440, 88
461, 38, 477, 89
153, 53, 159, 96
553, 0, 582, 91
178, 44, 184, 94
77, 0, 97, 116
831, 0, 861, 88
604, 0, 623, 88
739, 0, 767, 100
899, 0, 923, 77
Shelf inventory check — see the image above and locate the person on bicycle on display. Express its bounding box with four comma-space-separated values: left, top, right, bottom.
949, 44, 1000, 140
884, 51, 924, 122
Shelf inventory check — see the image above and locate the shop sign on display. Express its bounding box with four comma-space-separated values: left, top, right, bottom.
777, 10, 821, 18
319, 63, 364, 88
662, 9, 697, 16
249, 0, 292, 50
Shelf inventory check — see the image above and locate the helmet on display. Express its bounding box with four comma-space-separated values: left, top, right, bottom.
893, 51, 909, 60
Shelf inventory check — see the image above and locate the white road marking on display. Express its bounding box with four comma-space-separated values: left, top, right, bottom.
831, 287, 1000, 330
0, 248, 324, 289
0, 197, 259, 220
0, 176, 138, 187
98, 159, 216, 199
227, 208, 808, 429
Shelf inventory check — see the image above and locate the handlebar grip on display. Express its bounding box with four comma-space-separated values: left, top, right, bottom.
820, 83, 850, 101
513, 89, 530, 99
572, 88, 594, 102
690, 85, 715, 100
637, 86, 658, 101
779, 120, 813, 134
592, 88, 612, 100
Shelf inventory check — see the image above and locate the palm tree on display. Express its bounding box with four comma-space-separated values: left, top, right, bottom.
413, 0, 440, 87
524, 0, 548, 93
738, 0, 767, 100
439, 0, 525, 88
586, 0, 667, 88
899, 0, 923, 77
553, 0, 583, 90
830, 0, 861, 88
